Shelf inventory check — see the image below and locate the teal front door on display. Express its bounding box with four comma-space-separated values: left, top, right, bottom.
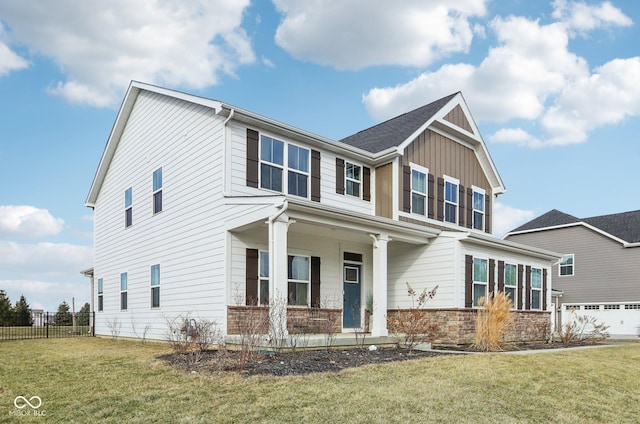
343, 264, 361, 328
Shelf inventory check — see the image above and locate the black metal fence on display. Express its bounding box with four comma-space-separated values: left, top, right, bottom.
0, 311, 95, 341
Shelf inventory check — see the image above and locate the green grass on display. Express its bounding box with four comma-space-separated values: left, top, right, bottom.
1, 338, 638, 423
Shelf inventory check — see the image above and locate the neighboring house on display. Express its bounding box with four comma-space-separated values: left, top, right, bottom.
84, 81, 560, 345
504, 209, 640, 336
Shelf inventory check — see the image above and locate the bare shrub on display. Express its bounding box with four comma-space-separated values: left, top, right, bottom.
105, 317, 121, 341
533, 319, 552, 343
166, 315, 221, 366
268, 294, 288, 354
472, 292, 514, 352
560, 310, 609, 344
320, 295, 341, 351
234, 307, 268, 370
389, 283, 440, 352
130, 317, 151, 344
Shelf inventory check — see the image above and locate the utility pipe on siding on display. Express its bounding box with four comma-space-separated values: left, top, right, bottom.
221, 109, 235, 197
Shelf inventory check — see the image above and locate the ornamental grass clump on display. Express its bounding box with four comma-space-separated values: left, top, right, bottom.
472, 292, 514, 352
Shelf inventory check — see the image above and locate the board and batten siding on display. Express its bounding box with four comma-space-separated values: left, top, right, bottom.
507, 226, 640, 304
443, 104, 474, 134
375, 162, 393, 219
227, 123, 373, 215
93, 90, 229, 340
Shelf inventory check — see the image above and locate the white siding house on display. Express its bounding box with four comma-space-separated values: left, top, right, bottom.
85, 81, 560, 345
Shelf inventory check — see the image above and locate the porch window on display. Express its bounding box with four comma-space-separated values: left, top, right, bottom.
120, 272, 128, 311
473, 258, 488, 306
288, 255, 310, 306
411, 164, 428, 216
124, 187, 132, 227
153, 167, 163, 214
97, 278, 103, 312
472, 188, 485, 231
444, 176, 459, 224
151, 264, 160, 308
504, 263, 517, 308
259, 251, 269, 306
559, 254, 574, 276
531, 267, 542, 309
345, 162, 361, 197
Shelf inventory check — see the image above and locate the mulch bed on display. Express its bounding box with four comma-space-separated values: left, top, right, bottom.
159, 341, 605, 377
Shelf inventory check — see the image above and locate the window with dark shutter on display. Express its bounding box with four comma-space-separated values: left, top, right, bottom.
436, 177, 445, 221
311, 256, 321, 307
517, 264, 524, 309
497, 261, 505, 292
427, 173, 435, 219
458, 185, 465, 227
363, 167, 371, 201
246, 129, 259, 188
465, 255, 473, 308
488, 259, 495, 297
402, 165, 411, 213
485, 195, 491, 234
336, 158, 345, 194
311, 150, 321, 202
525, 266, 532, 310
245, 249, 259, 305
542, 269, 548, 310
466, 187, 473, 229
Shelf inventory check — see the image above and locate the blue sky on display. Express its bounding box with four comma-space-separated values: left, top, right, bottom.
0, 0, 639, 311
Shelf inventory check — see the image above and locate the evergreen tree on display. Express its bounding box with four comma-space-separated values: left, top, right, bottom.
0, 290, 13, 326
54, 301, 72, 326
78, 302, 91, 326
13, 295, 33, 326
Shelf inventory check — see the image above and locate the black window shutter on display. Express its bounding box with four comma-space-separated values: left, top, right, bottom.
488, 259, 495, 297
427, 173, 435, 219
542, 269, 548, 310
436, 177, 445, 221
311, 256, 321, 308
246, 129, 259, 188
311, 150, 321, 202
245, 249, 259, 305
465, 255, 473, 308
458, 184, 466, 227
485, 195, 491, 234
525, 266, 532, 310
497, 260, 505, 293
466, 187, 473, 229
517, 264, 524, 310
402, 165, 411, 213
336, 158, 345, 194
363, 166, 371, 201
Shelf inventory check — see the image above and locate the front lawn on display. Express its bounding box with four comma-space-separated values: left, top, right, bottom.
1, 338, 638, 423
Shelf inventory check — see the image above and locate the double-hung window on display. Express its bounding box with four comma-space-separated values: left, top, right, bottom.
345, 162, 362, 197
120, 272, 128, 311
531, 267, 542, 309
473, 258, 488, 307
259, 251, 269, 306
559, 254, 574, 276
260, 135, 284, 192
288, 144, 309, 198
504, 263, 517, 308
153, 168, 163, 214
411, 165, 427, 216
472, 188, 485, 231
97, 278, 104, 312
444, 176, 459, 224
288, 255, 310, 306
124, 187, 133, 227
151, 264, 160, 308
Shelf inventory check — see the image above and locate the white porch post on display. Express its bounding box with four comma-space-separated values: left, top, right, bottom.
269, 212, 289, 335
370, 233, 389, 337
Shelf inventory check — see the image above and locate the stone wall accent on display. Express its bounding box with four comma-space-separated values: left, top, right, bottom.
387, 308, 551, 345
227, 306, 341, 335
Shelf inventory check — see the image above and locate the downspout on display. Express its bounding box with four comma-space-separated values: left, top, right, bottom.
221, 108, 235, 197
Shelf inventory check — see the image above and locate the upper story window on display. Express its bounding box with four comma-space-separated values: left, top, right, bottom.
345, 162, 361, 197
124, 187, 133, 228
260, 135, 309, 198
97, 278, 104, 312
473, 258, 488, 307
472, 188, 485, 231
153, 168, 163, 214
531, 267, 542, 309
151, 264, 160, 308
504, 263, 517, 308
120, 272, 128, 311
411, 164, 428, 216
444, 176, 459, 224
559, 254, 574, 276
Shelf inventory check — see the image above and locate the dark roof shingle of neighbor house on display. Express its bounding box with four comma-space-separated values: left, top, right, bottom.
510, 209, 640, 244
339, 92, 458, 153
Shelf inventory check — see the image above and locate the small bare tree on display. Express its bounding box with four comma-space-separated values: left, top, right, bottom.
389, 283, 440, 352
105, 317, 122, 341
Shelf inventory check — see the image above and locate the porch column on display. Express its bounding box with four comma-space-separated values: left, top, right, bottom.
370, 233, 389, 337
269, 212, 290, 335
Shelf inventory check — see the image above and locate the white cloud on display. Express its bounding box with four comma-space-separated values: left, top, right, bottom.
362, 1, 637, 148
0, 23, 28, 76
0, 205, 64, 238
0, 240, 92, 275
552, 0, 632, 33
493, 203, 536, 238
0, 0, 255, 107
273, 0, 487, 70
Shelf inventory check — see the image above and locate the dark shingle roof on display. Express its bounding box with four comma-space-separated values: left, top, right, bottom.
510, 209, 640, 244
339, 93, 458, 153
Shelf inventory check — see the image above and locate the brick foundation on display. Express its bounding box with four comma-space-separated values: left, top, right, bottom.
227, 306, 341, 335
387, 308, 551, 345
